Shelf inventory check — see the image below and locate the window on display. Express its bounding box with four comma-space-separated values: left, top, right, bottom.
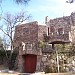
27, 43, 32, 50
48, 27, 49, 35
50, 26, 55, 33
22, 42, 26, 51
58, 28, 63, 35
22, 42, 33, 50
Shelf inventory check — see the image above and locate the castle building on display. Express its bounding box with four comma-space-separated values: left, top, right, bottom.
14, 12, 75, 73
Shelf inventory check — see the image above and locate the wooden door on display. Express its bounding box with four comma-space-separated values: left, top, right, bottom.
24, 54, 37, 73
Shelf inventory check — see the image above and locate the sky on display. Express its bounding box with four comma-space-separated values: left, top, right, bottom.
1, 0, 75, 23
0, 0, 75, 49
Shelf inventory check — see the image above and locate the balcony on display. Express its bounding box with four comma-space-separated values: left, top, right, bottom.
44, 33, 70, 44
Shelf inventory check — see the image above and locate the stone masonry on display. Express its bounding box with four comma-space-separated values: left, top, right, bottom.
45, 12, 75, 44
41, 12, 75, 72
14, 12, 75, 72
14, 21, 47, 72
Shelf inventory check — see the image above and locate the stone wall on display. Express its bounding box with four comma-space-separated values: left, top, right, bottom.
38, 25, 47, 42
14, 21, 45, 72
71, 12, 75, 26
70, 26, 75, 43
14, 21, 39, 72
45, 12, 75, 43
14, 21, 38, 49
48, 16, 71, 38
13, 12, 75, 73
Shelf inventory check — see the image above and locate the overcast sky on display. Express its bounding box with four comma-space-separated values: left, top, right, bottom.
1, 0, 75, 23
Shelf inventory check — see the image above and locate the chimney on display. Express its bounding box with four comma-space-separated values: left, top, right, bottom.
45, 16, 48, 24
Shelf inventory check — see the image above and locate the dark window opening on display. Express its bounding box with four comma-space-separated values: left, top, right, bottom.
50, 26, 55, 33
48, 27, 49, 35
58, 28, 63, 35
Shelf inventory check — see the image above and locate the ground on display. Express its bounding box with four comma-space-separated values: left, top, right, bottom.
0, 72, 75, 75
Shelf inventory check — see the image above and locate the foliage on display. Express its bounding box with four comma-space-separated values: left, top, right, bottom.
9, 50, 18, 69
0, 37, 6, 64
41, 43, 75, 73
0, 0, 30, 4
44, 65, 50, 73
15, 0, 30, 4
38, 41, 45, 49
0, 45, 5, 57
0, 12, 31, 51
68, 44, 75, 57
0, 11, 31, 69
66, 0, 74, 3
44, 65, 58, 73
55, 44, 69, 53
50, 43, 75, 72
0, 0, 31, 70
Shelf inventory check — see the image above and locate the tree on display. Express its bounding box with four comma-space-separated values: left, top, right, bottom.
0, 0, 30, 4
0, 0, 31, 69
0, 0, 30, 19
0, 37, 6, 65
66, 0, 74, 3
0, 11, 31, 69
15, 0, 30, 4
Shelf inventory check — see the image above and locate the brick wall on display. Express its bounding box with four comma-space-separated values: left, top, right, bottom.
38, 25, 47, 42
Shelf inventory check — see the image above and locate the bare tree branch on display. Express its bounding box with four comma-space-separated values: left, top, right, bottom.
0, 11, 31, 52
0, 0, 30, 5
0, 27, 11, 38
15, 0, 30, 4
0, 11, 31, 69
66, 0, 74, 3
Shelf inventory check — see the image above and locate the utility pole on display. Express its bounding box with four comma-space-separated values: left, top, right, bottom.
56, 51, 60, 73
